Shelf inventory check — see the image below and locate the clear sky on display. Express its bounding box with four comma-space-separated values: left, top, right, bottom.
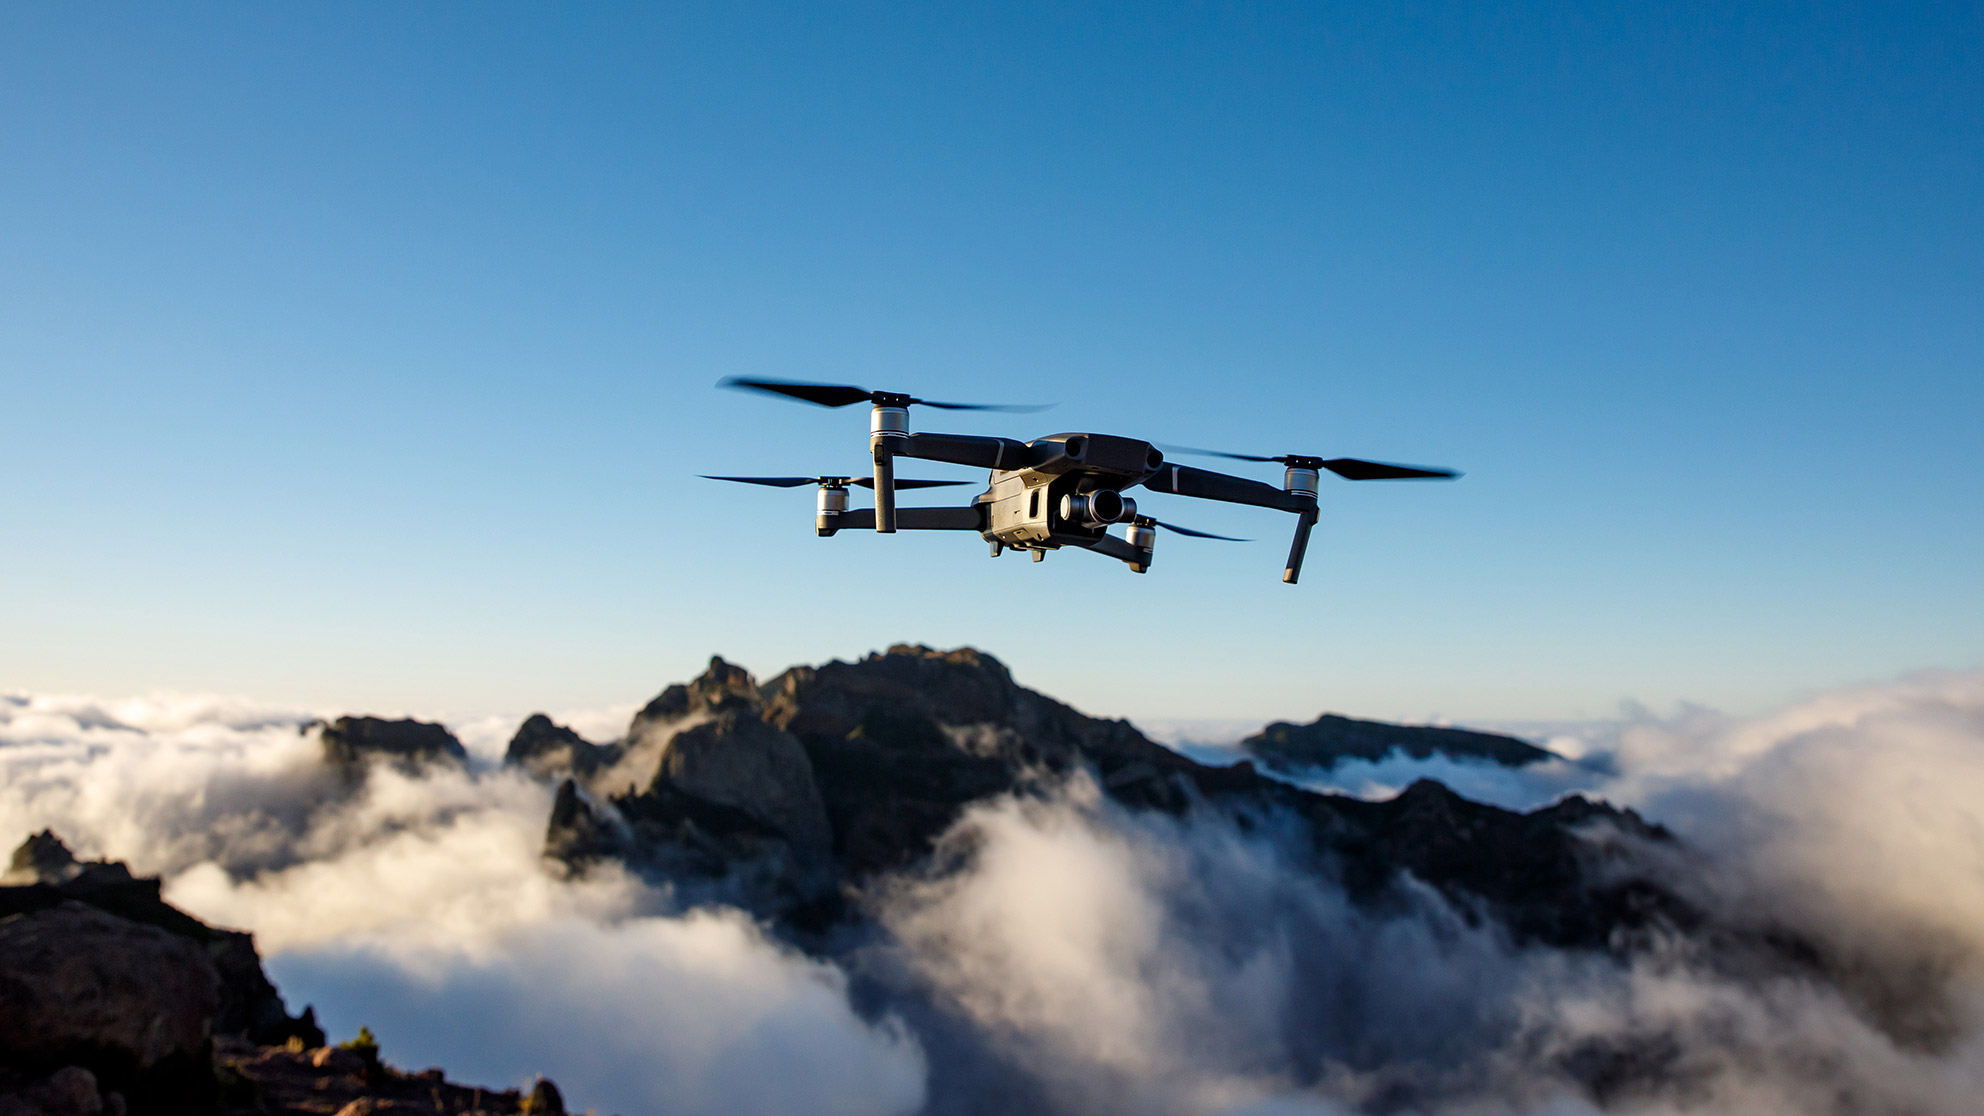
3, 3, 1979, 726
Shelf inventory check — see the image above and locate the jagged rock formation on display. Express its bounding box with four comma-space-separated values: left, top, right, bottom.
504, 714, 608, 782
0, 832, 321, 1113
1, 831, 323, 1057
0, 832, 557, 1116
0, 901, 219, 1111
1243, 712, 1556, 771
530, 645, 1685, 950
320, 716, 468, 777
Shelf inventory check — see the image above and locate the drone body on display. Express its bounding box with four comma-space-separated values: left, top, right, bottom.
709, 379, 1459, 584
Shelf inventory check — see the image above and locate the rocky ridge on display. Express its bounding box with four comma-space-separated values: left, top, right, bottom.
0, 833, 563, 1116
1242, 712, 1558, 771
522, 644, 1685, 949
3, 645, 1697, 1113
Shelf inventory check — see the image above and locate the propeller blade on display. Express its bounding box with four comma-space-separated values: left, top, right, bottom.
1164, 444, 1461, 479
1150, 518, 1249, 541
916, 399, 1054, 413
719, 378, 876, 408
703, 475, 970, 490
1159, 443, 1279, 463
851, 477, 972, 490
700, 475, 821, 488
719, 376, 1049, 412
1320, 458, 1460, 480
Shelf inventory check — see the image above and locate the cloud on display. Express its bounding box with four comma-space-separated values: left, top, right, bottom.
870, 671, 1984, 1115
0, 692, 926, 1116
271, 913, 927, 1116
6, 671, 1984, 1115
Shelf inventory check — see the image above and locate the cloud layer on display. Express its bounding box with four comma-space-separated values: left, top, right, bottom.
5, 671, 1983, 1114
0, 692, 926, 1116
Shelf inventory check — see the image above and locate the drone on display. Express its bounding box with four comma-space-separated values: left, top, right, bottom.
706, 378, 1459, 583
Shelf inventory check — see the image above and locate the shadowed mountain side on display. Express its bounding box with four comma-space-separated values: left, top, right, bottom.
518, 645, 1687, 951
319, 714, 469, 778
505, 713, 611, 782
0, 832, 563, 1116
1244, 713, 1557, 771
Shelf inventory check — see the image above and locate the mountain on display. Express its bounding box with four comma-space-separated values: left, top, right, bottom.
1242, 712, 1557, 771
519, 645, 1684, 950
0, 831, 563, 1116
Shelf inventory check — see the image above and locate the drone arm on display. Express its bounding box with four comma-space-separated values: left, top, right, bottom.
835, 506, 986, 531
899, 433, 1036, 471
1070, 532, 1153, 572
1143, 463, 1309, 513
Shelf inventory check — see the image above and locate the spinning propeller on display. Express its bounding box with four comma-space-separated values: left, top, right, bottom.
720, 377, 1049, 413
1162, 445, 1460, 480
1141, 517, 1247, 541
701, 475, 968, 490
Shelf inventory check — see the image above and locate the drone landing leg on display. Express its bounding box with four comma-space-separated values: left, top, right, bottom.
1283, 509, 1318, 584
872, 453, 897, 532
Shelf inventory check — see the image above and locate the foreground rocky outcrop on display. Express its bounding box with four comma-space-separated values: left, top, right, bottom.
1242, 711, 1557, 771
0, 834, 562, 1116
520, 645, 1686, 950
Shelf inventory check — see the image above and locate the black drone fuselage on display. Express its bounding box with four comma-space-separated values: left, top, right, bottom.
820, 421, 1321, 581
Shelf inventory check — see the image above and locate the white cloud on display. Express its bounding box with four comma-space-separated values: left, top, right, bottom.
8, 671, 1984, 1115
0, 691, 925, 1116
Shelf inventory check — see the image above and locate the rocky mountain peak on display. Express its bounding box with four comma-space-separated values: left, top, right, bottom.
320, 715, 469, 776
632, 656, 762, 727
4, 828, 82, 885
529, 645, 1687, 953
3, 829, 136, 889
506, 713, 609, 782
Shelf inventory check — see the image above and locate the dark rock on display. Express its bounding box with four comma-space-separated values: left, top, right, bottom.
1, 1065, 104, 1116
505, 714, 609, 782
0, 833, 322, 1060
1243, 712, 1556, 771
0, 901, 218, 1110
216, 1034, 536, 1114
2, 831, 138, 898
546, 644, 1689, 953
659, 709, 832, 858
543, 779, 621, 867
320, 716, 468, 777
207, 931, 325, 1048
5, 830, 87, 885
762, 644, 1197, 877
521, 1076, 565, 1115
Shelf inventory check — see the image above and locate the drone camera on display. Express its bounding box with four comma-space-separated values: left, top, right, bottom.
1060, 489, 1137, 528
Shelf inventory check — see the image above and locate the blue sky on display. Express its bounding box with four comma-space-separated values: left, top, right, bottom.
3, 3, 1978, 725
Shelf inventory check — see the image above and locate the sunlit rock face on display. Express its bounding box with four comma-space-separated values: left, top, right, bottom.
522, 645, 1684, 952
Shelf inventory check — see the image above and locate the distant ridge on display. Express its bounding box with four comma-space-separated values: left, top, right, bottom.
1242, 712, 1556, 771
